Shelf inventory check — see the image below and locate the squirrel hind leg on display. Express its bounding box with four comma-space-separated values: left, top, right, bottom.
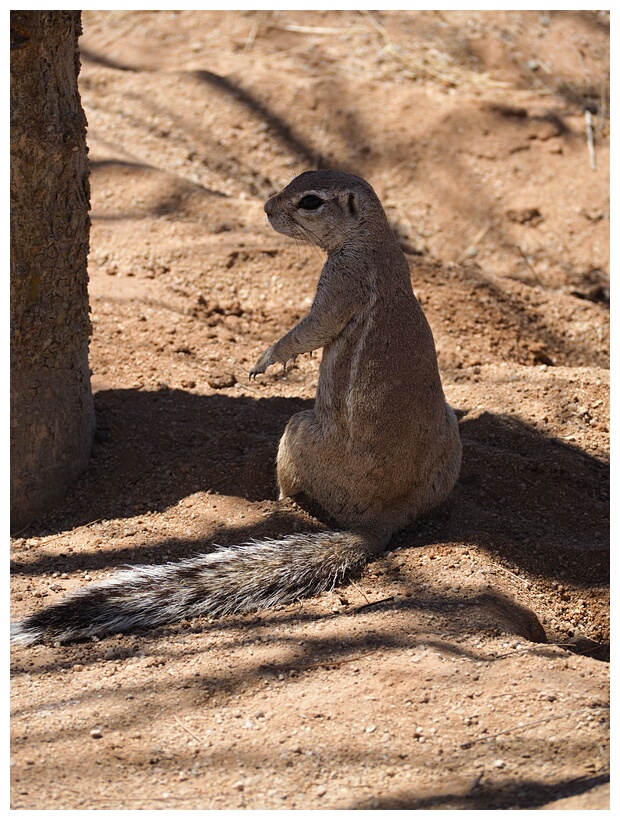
276, 441, 304, 499
276, 408, 317, 499
276, 452, 304, 500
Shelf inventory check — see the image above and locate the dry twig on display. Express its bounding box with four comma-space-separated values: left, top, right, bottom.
455, 222, 492, 265
354, 596, 396, 613
349, 578, 370, 604
461, 706, 608, 749
174, 714, 207, 746
585, 109, 596, 170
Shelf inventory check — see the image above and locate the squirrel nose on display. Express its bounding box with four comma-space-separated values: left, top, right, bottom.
264, 196, 276, 216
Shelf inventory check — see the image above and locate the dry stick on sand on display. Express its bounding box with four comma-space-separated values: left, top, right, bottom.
517, 245, 546, 288
353, 596, 396, 613
174, 714, 208, 746
585, 109, 596, 170
455, 222, 492, 265
349, 578, 371, 604
267, 23, 363, 35
460, 706, 609, 749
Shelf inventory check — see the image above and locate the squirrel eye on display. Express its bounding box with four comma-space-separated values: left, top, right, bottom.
297, 194, 324, 210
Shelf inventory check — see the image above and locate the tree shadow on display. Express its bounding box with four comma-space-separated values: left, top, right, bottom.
411, 259, 608, 370
351, 772, 609, 810
456, 411, 606, 554
13, 387, 609, 589
9, 589, 609, 810
80, 46, 138, 73
53, 388, 308, 525
11, 597, 556, 680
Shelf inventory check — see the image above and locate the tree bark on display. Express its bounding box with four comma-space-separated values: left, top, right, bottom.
10, 11, 95, 531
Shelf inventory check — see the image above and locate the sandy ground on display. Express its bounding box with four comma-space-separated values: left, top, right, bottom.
10, 10, 609, 810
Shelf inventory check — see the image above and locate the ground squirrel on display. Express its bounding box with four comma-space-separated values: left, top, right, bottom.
11, 170, 462, 645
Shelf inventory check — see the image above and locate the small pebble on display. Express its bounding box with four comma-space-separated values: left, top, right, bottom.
207, 373, 236, 389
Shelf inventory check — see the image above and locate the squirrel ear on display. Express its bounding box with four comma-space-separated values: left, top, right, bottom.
346, 191, 360, 218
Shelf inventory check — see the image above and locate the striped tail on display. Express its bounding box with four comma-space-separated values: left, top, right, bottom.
11, 530, 387, 645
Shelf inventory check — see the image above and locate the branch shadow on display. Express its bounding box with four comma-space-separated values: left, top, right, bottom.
89, 157, 229, 221
189, 69, 326, 170
10, 591, 609, 801
80, 44, 332, 175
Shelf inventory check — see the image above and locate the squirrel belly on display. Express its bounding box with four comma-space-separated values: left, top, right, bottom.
10, 531, 386, 645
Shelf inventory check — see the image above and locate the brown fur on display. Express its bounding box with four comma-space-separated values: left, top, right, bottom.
251, 170, 462, 537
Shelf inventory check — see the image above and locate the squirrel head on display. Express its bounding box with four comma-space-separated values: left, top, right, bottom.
264, 170, 388, 254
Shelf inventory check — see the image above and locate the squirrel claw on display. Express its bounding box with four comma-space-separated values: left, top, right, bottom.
249, 344, 277, 380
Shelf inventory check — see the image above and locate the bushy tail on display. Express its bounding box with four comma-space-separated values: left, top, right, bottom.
11, 530, 387, 645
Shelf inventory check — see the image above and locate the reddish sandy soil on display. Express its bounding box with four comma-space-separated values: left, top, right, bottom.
10, 10, 610, 810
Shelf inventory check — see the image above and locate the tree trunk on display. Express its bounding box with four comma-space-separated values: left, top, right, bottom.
10, 11, 95, 531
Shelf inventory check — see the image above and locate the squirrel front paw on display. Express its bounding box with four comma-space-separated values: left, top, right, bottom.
249, 344, 277, 380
